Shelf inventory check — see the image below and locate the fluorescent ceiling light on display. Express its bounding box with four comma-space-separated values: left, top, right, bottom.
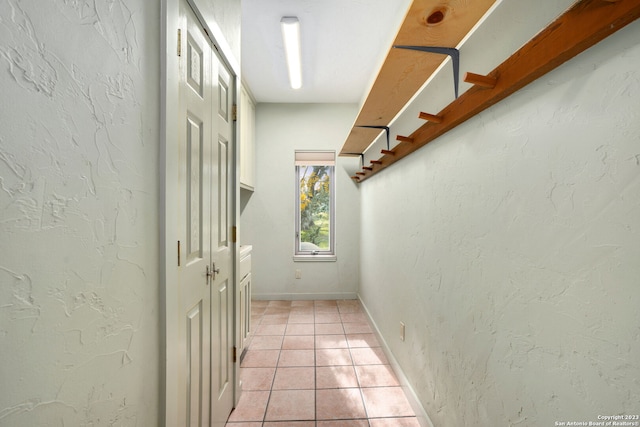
281, 16, 302, 89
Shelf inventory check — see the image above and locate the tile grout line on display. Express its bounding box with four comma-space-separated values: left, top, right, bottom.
344, 303, 372, 427
313, 306, 317, 427
260, 308, 273, 425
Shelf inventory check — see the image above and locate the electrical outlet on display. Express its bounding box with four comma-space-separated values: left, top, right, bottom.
400, 322, 405, 342
295, 269, 302, 279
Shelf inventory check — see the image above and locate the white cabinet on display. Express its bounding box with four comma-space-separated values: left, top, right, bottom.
238, 245, 252, 356
239, 85, 255, 190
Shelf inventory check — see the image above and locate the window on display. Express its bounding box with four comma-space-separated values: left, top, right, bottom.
295, 151, 336, 260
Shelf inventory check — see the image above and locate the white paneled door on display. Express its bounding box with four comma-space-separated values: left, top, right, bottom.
178, 0, 234, 425
211, 39, 235, 427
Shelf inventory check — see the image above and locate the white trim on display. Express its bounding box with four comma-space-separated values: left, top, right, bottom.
358, 295, 435, 427
295, 150, 336, 166
161, 1, 180, 425
252, 292, 358, 301
293, 255, 337, 262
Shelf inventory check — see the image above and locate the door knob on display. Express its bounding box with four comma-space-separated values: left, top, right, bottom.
206, 263, 220, 280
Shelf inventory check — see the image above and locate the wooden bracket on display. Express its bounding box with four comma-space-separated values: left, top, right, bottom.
418, 112, 443, 123
370, 159, 383, 165
356, 125, 390, 150
393, 46, 460, 98
363, 166, 373, 171
464, 72, 497, 88
381, 149, 395, 156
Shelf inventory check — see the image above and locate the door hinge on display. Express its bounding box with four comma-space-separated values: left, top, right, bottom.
233, 346, 237, 363
232, 104, 237, 122
177, 29, 182, 57
177, 240, 181, 266
232, 226, 237, 243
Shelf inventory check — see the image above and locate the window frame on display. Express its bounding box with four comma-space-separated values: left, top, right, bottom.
294, 150, 336, 262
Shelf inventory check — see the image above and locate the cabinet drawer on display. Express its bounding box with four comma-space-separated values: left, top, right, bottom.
240, 253, 251, 280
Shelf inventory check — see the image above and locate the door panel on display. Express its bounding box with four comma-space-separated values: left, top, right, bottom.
178, 1, 213, 426
210, 56, 234, 427
187, 33, 203, 96
218, 75, 229, 120
187, 116, 203, 258
187, 303, 203, 427
215, 280, 229, 393
217, 138, 228, 247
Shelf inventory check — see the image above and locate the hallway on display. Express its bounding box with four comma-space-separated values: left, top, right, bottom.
225, 300, 420, 426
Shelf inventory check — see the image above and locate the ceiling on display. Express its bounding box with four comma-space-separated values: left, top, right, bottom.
241, 0, 412, 104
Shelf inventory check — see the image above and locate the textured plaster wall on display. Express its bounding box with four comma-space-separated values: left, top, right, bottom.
0, 0, 160, 425
359, 21, 640, 426
243, 103, 361, 300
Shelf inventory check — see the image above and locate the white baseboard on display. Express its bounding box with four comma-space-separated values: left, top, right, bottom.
357, 295, 435, 427
252, 292, 358, 301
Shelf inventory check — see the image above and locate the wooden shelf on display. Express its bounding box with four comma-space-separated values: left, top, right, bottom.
347, 0, 640, 183
339, 0, 497, 157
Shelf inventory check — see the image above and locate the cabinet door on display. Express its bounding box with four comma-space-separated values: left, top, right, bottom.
239, 272, 251, 353
239, 86, 255, 190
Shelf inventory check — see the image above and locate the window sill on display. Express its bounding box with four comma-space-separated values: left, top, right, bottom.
293, 255, 337, 262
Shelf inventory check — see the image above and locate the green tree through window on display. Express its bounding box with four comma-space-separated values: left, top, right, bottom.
299, 165, 330, 248
295, 151, 335, 257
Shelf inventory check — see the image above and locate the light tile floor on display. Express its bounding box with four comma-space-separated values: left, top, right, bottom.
225, 299, 420, 427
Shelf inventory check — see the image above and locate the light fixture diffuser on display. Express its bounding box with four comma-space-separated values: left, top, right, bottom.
281, 16, 302, 89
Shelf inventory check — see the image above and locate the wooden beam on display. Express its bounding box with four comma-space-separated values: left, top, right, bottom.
356, 0, 640, 182
339, 0, 497, 156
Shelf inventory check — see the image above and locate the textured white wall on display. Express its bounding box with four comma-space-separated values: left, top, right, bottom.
0, 1, 159, 425
359, 21, 640, 426
243, 103, 361, 300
